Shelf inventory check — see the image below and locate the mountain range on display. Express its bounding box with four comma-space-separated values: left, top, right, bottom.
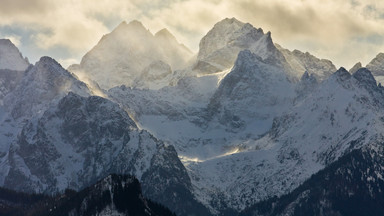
1, 17, 384, 216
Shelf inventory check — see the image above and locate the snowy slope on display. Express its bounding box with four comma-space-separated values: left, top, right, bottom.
0, 39, 29, 71
187, 67, 384, 212
69, 20, 193, 89
108, 71, 229, 160
241, 139, 384, 216
132, 60, 174, 90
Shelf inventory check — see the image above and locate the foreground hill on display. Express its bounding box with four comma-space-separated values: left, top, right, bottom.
0, 174, 175, 216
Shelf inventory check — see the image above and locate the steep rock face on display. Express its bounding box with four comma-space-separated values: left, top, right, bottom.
194, 18, 286, 75
276, 44, 336, 80
3, 92, 209, 216
0, 39, 29, 71
3, 57, 91, 120
69, 20, 193, 89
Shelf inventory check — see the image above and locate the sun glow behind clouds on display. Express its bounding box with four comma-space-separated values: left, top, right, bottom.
1, 0, 384, 68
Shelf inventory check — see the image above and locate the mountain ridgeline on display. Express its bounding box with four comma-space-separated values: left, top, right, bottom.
1, 17, 384, 216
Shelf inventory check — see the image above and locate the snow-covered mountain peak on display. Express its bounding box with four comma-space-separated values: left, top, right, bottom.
372, 52, 384, 61
352, 67, 376, 88
194, 17, 284, 75
366, 52, 384, 76
197, 18, 270, 60
4, 56, 91, 119
70, 20, 193, 90
35, 56, 66, 72
211, 17, 245, 33
331, 67, 351, 82
155, 28, 177, 41
0, 39, 29, 71
30, 56, 90, 90
128, 19, 145, 27
197, 17, 246, 60
109, 19, 152, 40
295, 70, 318, 98
349, 62, 362, 74
301, 71, 312, 81
113, 20, 147, 33
220, 17, 244, 26
299, 70, 318, 87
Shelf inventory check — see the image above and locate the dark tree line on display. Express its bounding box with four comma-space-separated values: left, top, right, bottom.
0, 174, 176, 216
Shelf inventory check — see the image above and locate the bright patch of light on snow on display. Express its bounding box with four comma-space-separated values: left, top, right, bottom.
180, 147, 243, 165
180, 155, 204, 164
197, 68, 231, 83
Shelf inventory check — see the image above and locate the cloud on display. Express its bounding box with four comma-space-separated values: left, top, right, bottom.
1, 0, 384, 68
0, 0, 53, 16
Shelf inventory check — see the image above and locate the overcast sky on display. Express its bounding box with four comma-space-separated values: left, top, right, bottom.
1, 0, 384, 69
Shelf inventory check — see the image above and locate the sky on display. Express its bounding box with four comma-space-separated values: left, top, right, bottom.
1, 0, 384, 69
